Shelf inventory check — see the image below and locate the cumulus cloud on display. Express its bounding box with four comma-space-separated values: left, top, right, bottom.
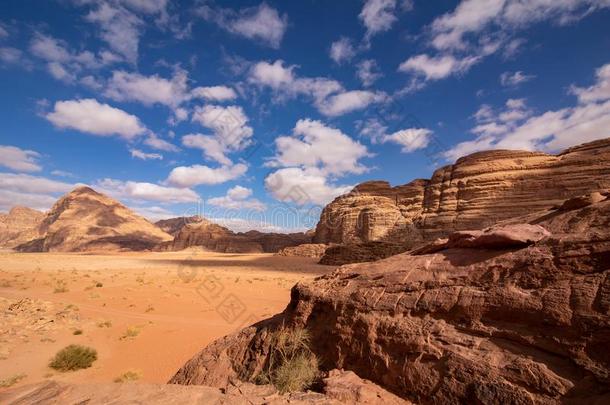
398, 54, 480, 81
143, 134, 179, 152
267, 119, 370, 176
0, 47, 22, 65
356, 59, 383, 87
500, 71, 536, 87
191, 85, 238, 101
45, 98, 147, 139
197, 2, 288, 48
132, 205, 177, 222
184, 105, 253, 164
130, 148, 162, 160
329, 37, 356, 64
265, 168, 353, 206
0, 145, 42, 172
105, 68, 189, 108
166, 163, 248, 188
207, 185, 266, 212
429, 0, 610, 58
360, 0, 400, 41
0, 172, 77, 211
248, 60, 385, 116
95, 178, 199, 203
382, 128, 432, 152
444, 62, 610, 161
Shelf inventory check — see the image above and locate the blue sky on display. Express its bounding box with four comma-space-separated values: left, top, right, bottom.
1, 0, 610, 232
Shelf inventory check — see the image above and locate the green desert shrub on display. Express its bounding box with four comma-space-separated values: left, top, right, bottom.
257, 327, 319, 393
49, 345, 97, 371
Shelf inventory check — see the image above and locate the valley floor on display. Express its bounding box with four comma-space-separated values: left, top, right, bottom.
0, 251, 332, 390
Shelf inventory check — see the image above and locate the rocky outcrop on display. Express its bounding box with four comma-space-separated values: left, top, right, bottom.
15, 187, 172, 252
0, 373, 408, 404
314, 138, 610, 253
319, 242, 407, 265
0, 206, 44, 248
155, 216, 202, 236
159, 219, 312, 254
276, 244, 329, 259
170, 195, 610, 404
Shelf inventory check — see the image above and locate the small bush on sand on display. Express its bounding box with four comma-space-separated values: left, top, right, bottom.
53, 281, 68, 293
73, 329, 83, 335
97, 320, 112, 328
120, 326, 140, 340
256, 327, 319, 393
49, 345, 97, 371
114, 370, 142, 383
0, 373, 26, 388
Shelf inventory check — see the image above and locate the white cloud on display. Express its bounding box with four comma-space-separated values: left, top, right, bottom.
166, 163, 248, 188
316, 90, 386, 117
45, 98, 147, 139
188, 105, 254, 162
143, 134, 179, 152
207, 185, 266, 212
248, 60, 384, 116
267, 119, 370, 176
0, 145, 42, 172
0, 172, 75, 194
356, 59, 383, 87
0, 24, 8, 39
133, 205, 177, 222
360, 0, 399, 41
398, 53, 480, 81
130, 148, 162, 160
197, 2, 288, 48
95, 178, 199, 203
0, 47, 22, 65
430, 0, 610, 53
265, 167, 353, 206
329, 37, 356, 64
105, 69, 189, 108
191, 85, 238, 101
500, 71, 536, 87
444, 62, 610, 161
206, 216, 308, 234
0, 189, 57, 212
570, 63, 610, 104
382, 128, 432, 152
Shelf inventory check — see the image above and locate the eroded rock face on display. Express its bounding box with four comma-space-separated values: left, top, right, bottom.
314, 139, 610, 250
15, 187, 172, 252
155, 216, 202, 236
276, 244, 329, 259
0, 206, 44, 248
171, 197, 610, 404
0, 373, 408, 404
159, 219, 312, 253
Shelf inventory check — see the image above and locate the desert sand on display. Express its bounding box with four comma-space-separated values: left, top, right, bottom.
0, 250, 332, 389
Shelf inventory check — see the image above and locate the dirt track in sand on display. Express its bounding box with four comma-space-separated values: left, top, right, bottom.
0, 251, 333, 389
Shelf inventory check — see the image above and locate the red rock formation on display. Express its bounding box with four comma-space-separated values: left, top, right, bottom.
170, 195, 610, 404
276, 243, 329, 259
159, 219, 312, 253
15, 187, 172, 252
0, 206, 44, 248
155, 216, 202, 236
314, 138, 610, 248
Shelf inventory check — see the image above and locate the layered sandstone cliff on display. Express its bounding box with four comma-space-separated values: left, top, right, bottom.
16, 187, 172, 252
169, 194, 610, 404
159, 219, 312, 253
0, 206, 44, 248
314, 138, 610, 249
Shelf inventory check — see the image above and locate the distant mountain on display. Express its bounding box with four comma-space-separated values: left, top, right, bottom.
155, 216, 202, 237
0, 206, 45, 248
16, 186, 172, 252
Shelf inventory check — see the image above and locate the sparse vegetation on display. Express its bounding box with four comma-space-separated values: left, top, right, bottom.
0, 373, 26, 388
53, 280, 69, 293
114, 370, 142, 383
120, 325, 141, 340
95, 282, 103, 287
97, 320, 112, 328
49, 345, 97, 371
256, 327, 319, 393
73, 329, 83, 335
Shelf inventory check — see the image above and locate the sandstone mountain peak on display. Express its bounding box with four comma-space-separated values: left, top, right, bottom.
15, 187, 172, 252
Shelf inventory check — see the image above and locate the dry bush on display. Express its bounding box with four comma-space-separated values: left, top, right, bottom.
49, 345, 97, 371
114, 370, 142, 383
0, 373, 26, 388
256, 327, 319, 393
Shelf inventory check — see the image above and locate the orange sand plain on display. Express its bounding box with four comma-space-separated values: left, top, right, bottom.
0, 251, 332, 389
